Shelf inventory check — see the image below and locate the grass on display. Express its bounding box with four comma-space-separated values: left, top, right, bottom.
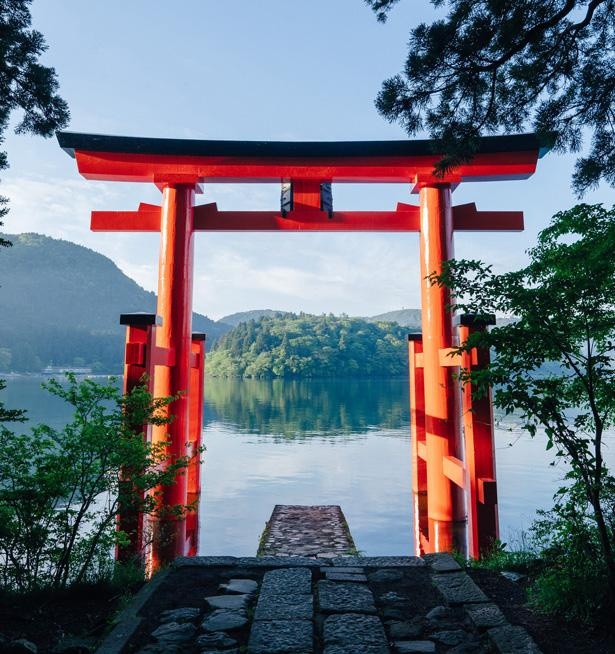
256, 520, 272, 556
453, 534, 542, 575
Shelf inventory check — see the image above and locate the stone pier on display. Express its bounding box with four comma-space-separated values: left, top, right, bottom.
257, 505, 357, 558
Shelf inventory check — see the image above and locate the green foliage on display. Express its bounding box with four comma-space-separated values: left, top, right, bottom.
434, 203, 615, 607
0, 378, 26, 424
529, 479, 614, 623
368, 0, 615, 194
0, 0, 70, 221
462, 537, 540, 574
0, 374, 191, 592
207, 313, 410, 379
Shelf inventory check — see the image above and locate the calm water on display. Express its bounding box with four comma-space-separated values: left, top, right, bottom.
4, 376, 614, 556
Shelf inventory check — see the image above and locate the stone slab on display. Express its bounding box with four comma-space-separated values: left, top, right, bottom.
368, 569, 404, 583
205, 594, 250, 610
317, 581, 377, 614
173, 556, 238, 567
321, 566, 365, 574
432, 571, 489, 605
387, 620, 423, 639
465, 603, 507, 629
431, 629, 468, 646
220, 578, 259, 595
196, 632, 238, 649
239, 556, 323, 567
158, 607, 200, 623
173, 555, 322, 568
424, 552, 462, 573
330, 556, 425, 567
135, 645, 180, 654
393, 642, 436, 653
151, 621, 196, 644
325, 572, 368, 582
260, 567, 312, 595
488, 625, 542, 653
325, 646, 390, 654
323, 613, 389, 654
247, 619, 313, 654
201, 609, 248, 632
254, 593, 314, 621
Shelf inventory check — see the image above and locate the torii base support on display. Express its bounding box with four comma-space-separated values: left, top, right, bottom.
409, 314, 499, 560
117, 313, 206, 571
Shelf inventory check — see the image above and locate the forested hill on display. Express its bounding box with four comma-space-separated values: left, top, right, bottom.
0, 233, 227, 372
218, 309, 287, 326
206, 313, 411, 378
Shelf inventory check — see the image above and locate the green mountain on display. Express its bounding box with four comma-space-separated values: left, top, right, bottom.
207, 313, 409, 378
367, 309, 422, 330
218, 309, 287, 327
0, 233, 229, 372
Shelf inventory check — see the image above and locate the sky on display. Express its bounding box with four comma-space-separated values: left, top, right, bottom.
2, 0, 613, 321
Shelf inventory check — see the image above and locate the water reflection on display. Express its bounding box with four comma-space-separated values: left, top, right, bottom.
204, 377, 409, 439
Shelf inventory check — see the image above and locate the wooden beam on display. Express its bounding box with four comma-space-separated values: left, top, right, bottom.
453, 202, 524, 231
443, 455, 466, 489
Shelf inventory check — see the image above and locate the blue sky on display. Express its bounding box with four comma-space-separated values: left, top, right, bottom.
2, 0, 613, 320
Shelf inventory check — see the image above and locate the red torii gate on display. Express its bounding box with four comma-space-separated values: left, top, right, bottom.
58, 131, 550, 567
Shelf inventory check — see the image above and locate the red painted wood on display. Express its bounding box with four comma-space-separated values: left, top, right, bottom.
186, 335, 205, 558
459, 323, 499, 558
118, 322, 157, 564
409, 335, 428, 557
91, 203, 423, 232
74, 149, 540, 184
418, 184, 457, 553
442, 455, 465, 488
151, 184, 195, 566
91, 202, 523, 233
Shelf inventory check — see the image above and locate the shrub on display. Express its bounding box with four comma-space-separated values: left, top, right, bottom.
528, 478, 615, 623
0, 374, 192, 591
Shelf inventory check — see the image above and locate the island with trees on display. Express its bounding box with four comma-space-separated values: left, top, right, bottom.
206, 313, 412, 379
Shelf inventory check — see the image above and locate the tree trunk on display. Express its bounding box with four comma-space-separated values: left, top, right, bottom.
590, 496, 615, 601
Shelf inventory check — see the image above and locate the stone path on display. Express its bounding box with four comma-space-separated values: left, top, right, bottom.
258, 505, 356, 558
98, 554, 543, 654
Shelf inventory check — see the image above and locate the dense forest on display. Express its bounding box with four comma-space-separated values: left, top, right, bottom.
207, 313, 412, 378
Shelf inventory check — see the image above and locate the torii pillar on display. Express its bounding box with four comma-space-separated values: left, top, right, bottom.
418, 183, 457, 550
152, 184, 196, 563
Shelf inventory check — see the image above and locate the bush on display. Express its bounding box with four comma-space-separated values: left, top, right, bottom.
460, 478, 615, 624
0, 374, 192, 591
528, 479, 615, 623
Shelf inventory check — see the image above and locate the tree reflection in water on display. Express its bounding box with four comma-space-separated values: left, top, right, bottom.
203, 378, 410, 441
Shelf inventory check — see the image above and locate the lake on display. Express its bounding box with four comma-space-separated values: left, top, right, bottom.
4, 376, 614, 556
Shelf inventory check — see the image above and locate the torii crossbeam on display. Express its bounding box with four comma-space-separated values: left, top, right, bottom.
58, 131, 551, 567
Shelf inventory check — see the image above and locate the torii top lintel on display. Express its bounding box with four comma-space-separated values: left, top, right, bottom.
57, 131, 551, 232
58, 131, 551, 185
